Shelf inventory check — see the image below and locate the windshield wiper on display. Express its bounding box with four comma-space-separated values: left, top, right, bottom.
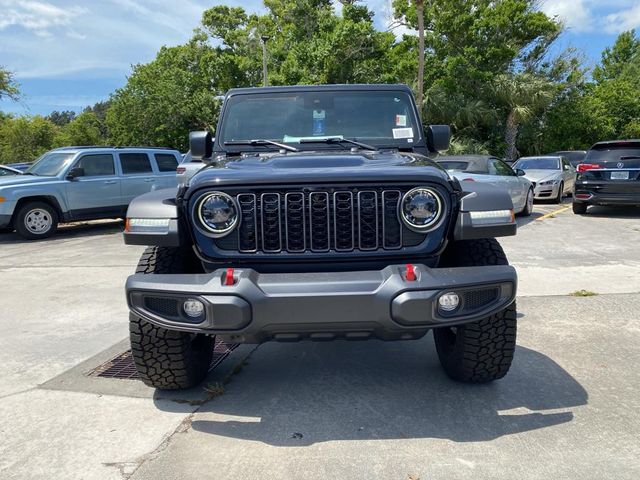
224, 139, 299, 152
299, 137, 379, 151
620, 156, 640, 160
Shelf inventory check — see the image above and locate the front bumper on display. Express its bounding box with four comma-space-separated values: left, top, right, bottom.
533, 182, 560, 200
126, 264, 517, 343
0, 214, 11, 228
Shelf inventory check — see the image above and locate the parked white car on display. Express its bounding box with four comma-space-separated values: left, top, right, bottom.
436, 155, 534, 215
513, 155, 575, 203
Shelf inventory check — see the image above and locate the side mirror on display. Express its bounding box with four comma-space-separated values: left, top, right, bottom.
515, 169, 526, 177
426, 125, 450, 152
66, 167, 84, 180
189, 131, 213, 160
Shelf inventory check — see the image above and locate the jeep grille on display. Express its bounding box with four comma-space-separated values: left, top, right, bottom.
208, 187, 433, 254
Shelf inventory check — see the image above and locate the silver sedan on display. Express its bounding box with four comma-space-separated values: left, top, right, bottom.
436, 155, 534, 215
512, 156, 575, 203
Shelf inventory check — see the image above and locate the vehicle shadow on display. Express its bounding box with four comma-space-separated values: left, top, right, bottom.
155, 337, 587, 446
583, 205, 640, 218
0, 219, 123, 244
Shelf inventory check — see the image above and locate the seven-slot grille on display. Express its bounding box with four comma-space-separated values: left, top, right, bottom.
225, 188, 421, 254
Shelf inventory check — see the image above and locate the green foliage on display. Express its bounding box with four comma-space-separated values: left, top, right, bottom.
106, 41, 224, 151
46, 110, 77, 127
54, 111, 105, 147
0, 66, 20, 101
0, 116, 57, 164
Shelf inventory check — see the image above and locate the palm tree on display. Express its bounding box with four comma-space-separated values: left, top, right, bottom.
492, 73, 556, 161
415, 0, 425, 112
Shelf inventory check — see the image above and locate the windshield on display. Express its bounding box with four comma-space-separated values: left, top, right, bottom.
25, 152, 75, 176
218, 90, 420, 150
437, 159, 488, 174
514, 158, 559, 170
584, 145, 640, 163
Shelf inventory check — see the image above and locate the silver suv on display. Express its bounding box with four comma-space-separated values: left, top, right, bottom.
0, 146, 181, 239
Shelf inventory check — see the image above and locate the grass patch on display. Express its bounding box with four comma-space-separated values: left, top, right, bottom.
569, 289, 598, 297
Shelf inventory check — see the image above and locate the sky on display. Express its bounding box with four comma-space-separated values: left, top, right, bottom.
0, 0, 639, 116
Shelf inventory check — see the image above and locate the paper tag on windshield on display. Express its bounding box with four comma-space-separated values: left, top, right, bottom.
395, 115, 407, 127
392, 127, 413, 139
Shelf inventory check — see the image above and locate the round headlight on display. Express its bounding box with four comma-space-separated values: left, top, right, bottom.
400, 187, 443, 231
197, 192, 239, 236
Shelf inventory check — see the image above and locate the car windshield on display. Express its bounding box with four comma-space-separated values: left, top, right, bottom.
514, 158, 559, 170
218, 90, 420, 150
25, 152, 75, 176
584, 145, 640, 163
437, 159, 488, 174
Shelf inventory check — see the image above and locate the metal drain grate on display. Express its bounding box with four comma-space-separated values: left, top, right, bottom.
89, 339, 238, 380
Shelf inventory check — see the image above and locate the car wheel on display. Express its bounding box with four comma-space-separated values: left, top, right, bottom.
520, 188, 534, 216
434, 239, 517, 383
14, 201, 59, 240
554, 182, 564, 203
572, 202, 587, 214
129, 246, 214, 390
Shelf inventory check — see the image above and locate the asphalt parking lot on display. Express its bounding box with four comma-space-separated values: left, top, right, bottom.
1, 200, 640, 480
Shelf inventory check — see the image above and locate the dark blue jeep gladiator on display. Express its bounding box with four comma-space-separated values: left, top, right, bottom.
123, 84, 518, 390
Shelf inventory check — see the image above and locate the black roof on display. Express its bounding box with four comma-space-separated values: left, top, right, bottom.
591, 140, 640, 149
226, 84, 413, 96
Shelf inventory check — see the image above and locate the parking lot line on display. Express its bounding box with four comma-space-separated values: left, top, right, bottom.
536, 205, 571, 221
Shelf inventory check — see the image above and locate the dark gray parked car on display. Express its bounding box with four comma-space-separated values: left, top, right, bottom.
123, 84, 519, 390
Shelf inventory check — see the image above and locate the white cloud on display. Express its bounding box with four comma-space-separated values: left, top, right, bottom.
540, 0, 593, 32
603, 3, 640, 33
0, 0, 87, 36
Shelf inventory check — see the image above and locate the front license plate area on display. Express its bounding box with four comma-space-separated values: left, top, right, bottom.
610, 171, 630, 180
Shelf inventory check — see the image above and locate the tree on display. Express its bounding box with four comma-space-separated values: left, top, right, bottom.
415, 0, 425, 113
47, 110, 77, 127
0, 116, 57, 164
492, 73, 556, 161
54, 111, 105, 147
593, 30, 640, 83
0, 67, 20, 102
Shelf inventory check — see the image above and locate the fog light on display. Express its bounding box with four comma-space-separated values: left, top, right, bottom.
183, 299, 205, 318
438, 292, 460, 312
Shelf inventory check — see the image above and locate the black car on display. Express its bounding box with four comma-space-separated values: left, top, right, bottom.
573, 140, 640, 214
122, 84, 519, 390
547, 150, 586, 168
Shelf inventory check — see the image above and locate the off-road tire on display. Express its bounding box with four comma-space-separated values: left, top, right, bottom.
14, 201, 58, 240
554, 182, 564, 203
129, 246, 214, 390
572, 202, 587, 214
434, 238, 517, 383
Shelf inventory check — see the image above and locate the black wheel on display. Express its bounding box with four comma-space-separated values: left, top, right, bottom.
554, 182, 564, 203
435, 239, 517, 383
129, 246, 214, 390
520, 188, 534, 216
572, 202, 587, 214
14, 201, 58, 239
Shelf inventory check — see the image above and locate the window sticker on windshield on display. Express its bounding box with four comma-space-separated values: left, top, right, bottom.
313, 110, 326, 135
395, 115, 407, 127
393, 127, 413, 139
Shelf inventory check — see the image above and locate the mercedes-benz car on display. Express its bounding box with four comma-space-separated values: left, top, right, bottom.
573, 140, 640, 214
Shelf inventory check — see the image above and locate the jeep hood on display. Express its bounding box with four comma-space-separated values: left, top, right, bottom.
189, 150, 451, 189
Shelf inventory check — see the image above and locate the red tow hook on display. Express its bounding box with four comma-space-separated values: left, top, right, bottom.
224, 268, 236, 286
405, 264, 417, 282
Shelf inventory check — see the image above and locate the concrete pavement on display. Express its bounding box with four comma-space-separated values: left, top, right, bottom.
1, 203, 639, 479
